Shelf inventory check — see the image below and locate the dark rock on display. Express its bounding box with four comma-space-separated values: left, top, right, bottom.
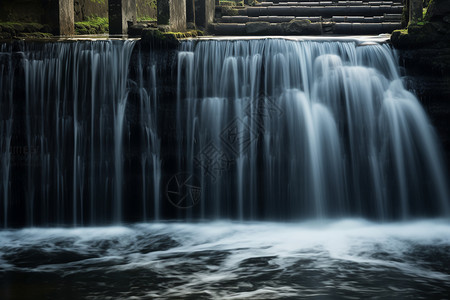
282, 19, 322, 35
245, 22, 271, 35
187, 22, 196, 30
157, 25, 170, 32
391, 22, 450, 50
211, 23, 246, 35
426, 0, 450, 21
128, 24, 147, 37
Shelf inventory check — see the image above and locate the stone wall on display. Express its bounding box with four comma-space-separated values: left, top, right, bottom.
74, 0, 157, 22
74, 0, 108, 22
391, 0, 450, 170
158, 0, 186, 31
195, 0, 215, 29
0, 0, 74, 35
109, 0, 136, 34
0, 0, 44, 23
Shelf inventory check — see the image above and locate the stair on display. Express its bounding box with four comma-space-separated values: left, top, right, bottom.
211, 0, 403, 35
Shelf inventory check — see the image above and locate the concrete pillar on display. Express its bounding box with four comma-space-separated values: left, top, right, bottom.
409, 0, 423, 25
195, 0, 215, 30
109, 0, 136, 35
44, 0, 75, 35
157, 0, 186, 31
187, 0, 196, 23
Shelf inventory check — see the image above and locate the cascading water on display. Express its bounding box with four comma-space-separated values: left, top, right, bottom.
176, 39, 449, 220
0, 40, 161, 226
1, 37, 450, 299
0, 38, 448, 226
0, 44, 14, 228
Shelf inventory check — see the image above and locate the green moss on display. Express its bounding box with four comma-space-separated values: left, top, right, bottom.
424, 0, 436, 22
0, 22, 51, 39
0, 22, 44, 32
394, 29, 408, 34
165, 30, 203, 39
19, 32, 53, 38
141, 28, 204, 49
222, 7, 240, 16
137, 16, 157, 22
75, 16, 108, 35
137, 0, 157, 22
220, 0, 244, 6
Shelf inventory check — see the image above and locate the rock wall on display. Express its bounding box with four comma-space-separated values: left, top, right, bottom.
157, 0, 186, 31
0, 0, 44, 23
74, 0, 108, 22
75, 0, 156, 22
195, 0, 215, 30
391, 0, 450, 169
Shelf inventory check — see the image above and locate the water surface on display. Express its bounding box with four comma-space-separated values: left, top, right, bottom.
1, 220, 449, 299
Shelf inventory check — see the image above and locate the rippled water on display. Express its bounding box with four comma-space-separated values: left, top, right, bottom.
1, 220, 449, 299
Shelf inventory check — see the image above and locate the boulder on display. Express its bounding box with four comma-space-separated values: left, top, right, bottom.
282, 20, 322, 35
426, 0, 450, 21
246, 22, 271, 35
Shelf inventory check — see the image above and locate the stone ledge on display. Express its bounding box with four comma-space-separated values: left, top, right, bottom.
211, 20, 323, 35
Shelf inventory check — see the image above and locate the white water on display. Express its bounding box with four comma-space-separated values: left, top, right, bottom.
0, 38, 448, 225
0, 41, 162, 226
0, 220, 449, 299
176, 39, 449, 220
0, 38, 450, 299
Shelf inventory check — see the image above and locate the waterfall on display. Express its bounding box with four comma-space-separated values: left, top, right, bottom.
0, 38, 448, 226
0, 44, 14, 227
0, 40, 161, 227
176, 39, 449, 220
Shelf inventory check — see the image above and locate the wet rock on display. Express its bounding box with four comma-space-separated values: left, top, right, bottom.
187, 22, 196, 30
426, 0, 450, 21
128, 23, 147, 37
391, 22, 450, 49
245, 21, 271, 35
282, 19, 322, 35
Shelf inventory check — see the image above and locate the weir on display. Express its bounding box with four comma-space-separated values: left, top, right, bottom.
0, 37, 448, 226
1, 2, 450, 296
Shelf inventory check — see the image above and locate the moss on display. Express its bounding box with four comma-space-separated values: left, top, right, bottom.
75, 16, 108, 35
393, 29, 408, 34
221, 7, 240, 16
391, 21, 450, 50
424, 0, 433, 22
137, 16, 157, 22
141, 28, 204, 49
0, 22, 51, 39
19, 32, 53, 38
219, 0, 244, 6
164, 30, 203, 39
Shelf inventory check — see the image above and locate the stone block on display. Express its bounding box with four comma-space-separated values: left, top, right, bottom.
195, 0, 215, 29
187, 0, 196, 23
109, 0, 136, 35
157, 0, 186, 32
43, 0, 75, 35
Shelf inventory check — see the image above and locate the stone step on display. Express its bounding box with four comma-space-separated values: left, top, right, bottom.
267, 0, 402, 2
220, 16, 323, 23
331, 15, 401, 22
210, 21, 401, 35
384, 13, 402, 21
239, 6, 403, 17
333, 22, 402, 34
219, 15, 401, 23
256, 1, 401, 6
